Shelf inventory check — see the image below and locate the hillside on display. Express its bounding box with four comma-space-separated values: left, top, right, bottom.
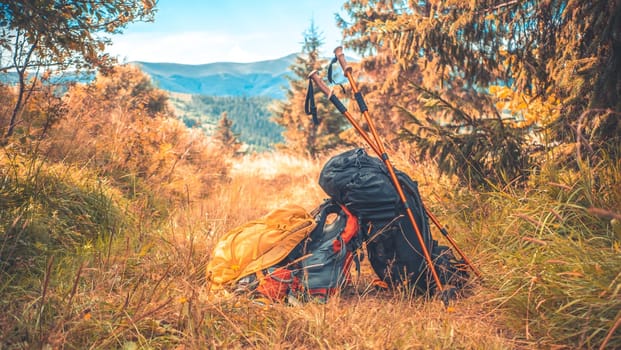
2, 63, 620, 350
135, 54, 299, 150
4, 140, 619, 348
2, 1, 619, 348
168, 93, 283, 151
134, 54, 297, 99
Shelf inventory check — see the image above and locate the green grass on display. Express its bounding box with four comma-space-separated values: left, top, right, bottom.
0, 152, 131, 348
460, 153, 621, 349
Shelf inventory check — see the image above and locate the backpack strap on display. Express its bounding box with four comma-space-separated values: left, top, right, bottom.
313, 200, 339, 235
338, 204, 358, 244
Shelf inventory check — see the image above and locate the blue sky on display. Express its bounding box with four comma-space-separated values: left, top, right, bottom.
107, 0, 349, 64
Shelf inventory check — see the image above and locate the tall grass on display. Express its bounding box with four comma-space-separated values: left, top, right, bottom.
462, 151, 621, 349
0, 146, 508, 349
2, 140, 619, 348
104, 149, 513, 350
0, 151, 125, 269
0, 149, 128, 348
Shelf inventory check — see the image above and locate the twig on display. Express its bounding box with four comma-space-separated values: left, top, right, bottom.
599, 311, 621, 350
65, 262, 84, 312
587, 207, 621, 220
39, 255, 55, 345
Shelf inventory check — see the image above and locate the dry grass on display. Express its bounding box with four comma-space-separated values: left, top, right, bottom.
3, 145, 619, 349
89, 149, 512, 350
0, 148, 503, 349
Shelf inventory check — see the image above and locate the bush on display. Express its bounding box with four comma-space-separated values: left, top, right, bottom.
0, 154, 125, 273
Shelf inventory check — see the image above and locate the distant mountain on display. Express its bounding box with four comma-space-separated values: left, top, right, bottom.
133, 54, 298, 100
0, 71, 94, 86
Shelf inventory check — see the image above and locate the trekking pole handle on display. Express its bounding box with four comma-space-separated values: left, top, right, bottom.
308, 70, 331, 97
334, 46, 352, 74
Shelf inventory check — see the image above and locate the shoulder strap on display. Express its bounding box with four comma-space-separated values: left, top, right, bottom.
311, 200, 341, 237
338, 204, 359, 244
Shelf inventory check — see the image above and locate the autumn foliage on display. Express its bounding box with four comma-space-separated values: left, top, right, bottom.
1, 1, 620, 349
337, 0, 620, 187
43, 65, 227, 206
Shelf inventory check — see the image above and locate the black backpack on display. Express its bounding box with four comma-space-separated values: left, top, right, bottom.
319, 148, 468, 294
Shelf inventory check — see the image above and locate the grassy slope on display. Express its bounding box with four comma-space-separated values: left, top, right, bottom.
1, 148, 619, 349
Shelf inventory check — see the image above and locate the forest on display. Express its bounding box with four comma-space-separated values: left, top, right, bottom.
1, 1, 619, 349
171, 94, 283, 151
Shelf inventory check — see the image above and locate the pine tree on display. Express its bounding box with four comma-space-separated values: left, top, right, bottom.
340, 0, 621, 187
272, 20, 349, 157
337, 0, 418, 144
214, 112, 241, 154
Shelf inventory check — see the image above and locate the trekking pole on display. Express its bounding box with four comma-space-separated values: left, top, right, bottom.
333, 46, 481, 279
425, 210, 482, 278
306, 72, 380, 156
307, 70, 445, 293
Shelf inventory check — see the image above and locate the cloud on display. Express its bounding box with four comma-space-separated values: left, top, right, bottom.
107, 31, 297, 64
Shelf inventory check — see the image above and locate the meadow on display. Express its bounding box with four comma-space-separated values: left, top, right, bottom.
2, 142, 618, 349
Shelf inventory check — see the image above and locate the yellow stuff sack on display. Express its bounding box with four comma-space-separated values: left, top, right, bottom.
206, 204, 316, 286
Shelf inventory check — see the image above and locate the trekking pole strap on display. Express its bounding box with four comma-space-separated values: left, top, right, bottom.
308, 70, 382, 158
327, 57, 337, 84
305, 79, 319, 125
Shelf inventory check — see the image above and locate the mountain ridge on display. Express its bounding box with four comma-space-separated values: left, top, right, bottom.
133, 53, 298, 99
133, 53, 298, 76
